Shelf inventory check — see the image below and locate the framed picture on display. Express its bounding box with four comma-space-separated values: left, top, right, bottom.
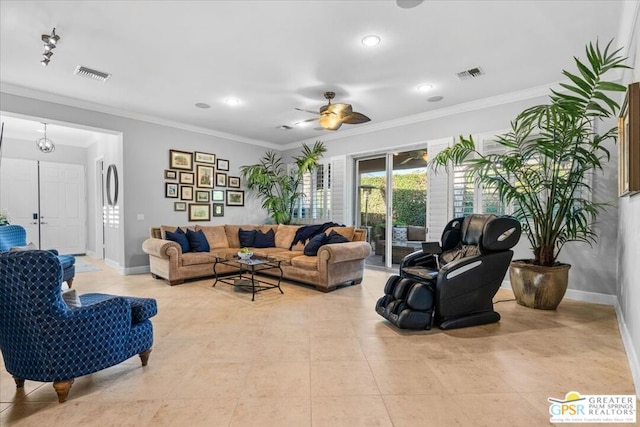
212, 190, 224, 201
174, 202, 187, 211
216, 172, 227, 187
165, 182, 178, 198
179, 171, 194, 184
212, 203, 224, 217
196, 190, 210, 202
217, 158, 229, 171
180, 185, 193, 201
226, 190, 244, 206
196, 165, 214, 188
194, 151, 216, 164
618, 82, 640, 196
169, 150, 193, 170
228, 176, 241, 188
189, 203, 211, 221
165, 170, 177, 180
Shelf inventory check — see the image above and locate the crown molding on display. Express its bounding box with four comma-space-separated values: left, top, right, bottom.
282, 82, 558, 151
0, 82, 279, 150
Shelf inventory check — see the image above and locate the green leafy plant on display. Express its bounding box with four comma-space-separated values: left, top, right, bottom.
240, 141, 326, 224
431, 40, 629, 266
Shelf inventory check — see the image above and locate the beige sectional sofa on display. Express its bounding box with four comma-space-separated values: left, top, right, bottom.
142, 224, 371, 292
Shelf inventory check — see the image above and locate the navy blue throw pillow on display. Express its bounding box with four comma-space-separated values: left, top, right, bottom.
326, 230, 350, 244
304, 232, 328, 256
186, 229, 210, 252
253, 229, 275, 248
165, 227, 191, 253
238, 229, 257, 247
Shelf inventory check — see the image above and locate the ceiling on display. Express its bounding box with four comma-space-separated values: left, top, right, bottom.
0, 1, 630, 148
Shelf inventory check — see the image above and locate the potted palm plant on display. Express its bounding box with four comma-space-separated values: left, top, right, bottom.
431, 40, 629, 309
240, 141, 326, 225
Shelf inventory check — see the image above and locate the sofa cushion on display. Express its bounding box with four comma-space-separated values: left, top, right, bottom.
392, 227, 408, 241
275, 225, 300, 249
196, 225, 229, 249
290, 255, 319, 270
186, 229, 210, 252
304, 233, 328, 256
253, 229, 275, 248
325, 226, 355, 241
182, 251, 217, 266
165, 227, 190, 252
239, 228, 257, 247
269, 250, 304, 263
326, 230, 350, 244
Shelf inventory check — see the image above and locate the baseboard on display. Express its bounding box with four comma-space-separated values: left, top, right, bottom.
500, 281, 617, 306
124, 265, 150, 275
615, 303, 640, 399
103, 258, 124, 274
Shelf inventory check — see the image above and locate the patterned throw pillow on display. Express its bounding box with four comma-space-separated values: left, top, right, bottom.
392, 227, 408, 241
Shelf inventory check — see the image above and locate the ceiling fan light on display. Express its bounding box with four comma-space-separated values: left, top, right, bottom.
319, 114, 341, 130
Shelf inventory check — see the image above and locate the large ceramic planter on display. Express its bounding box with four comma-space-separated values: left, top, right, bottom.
509, 260, 571, 310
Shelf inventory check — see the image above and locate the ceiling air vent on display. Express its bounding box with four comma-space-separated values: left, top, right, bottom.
73, 65, 111, 82
456, 67, 485, 80
278, 125, 293, 130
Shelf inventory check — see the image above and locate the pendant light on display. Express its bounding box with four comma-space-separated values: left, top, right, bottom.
36, 123, 55, 153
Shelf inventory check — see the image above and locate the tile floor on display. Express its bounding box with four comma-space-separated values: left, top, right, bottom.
1, 257, 637, 426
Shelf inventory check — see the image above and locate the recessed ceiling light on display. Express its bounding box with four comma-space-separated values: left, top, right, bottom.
427, 96, 444, 102
195, 102, 211, 109
361, 35, 381, 47
396, 0, 424, 9
224, 97, 241, 106
278, 125, 293, 130
417, 84, 433, 92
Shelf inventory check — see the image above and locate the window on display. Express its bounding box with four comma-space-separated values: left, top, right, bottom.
293, 162, 331, 221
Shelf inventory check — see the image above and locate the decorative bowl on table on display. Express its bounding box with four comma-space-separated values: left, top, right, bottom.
237, 251, 253, 260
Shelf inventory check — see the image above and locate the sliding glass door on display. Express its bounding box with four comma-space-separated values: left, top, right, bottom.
356, 147, 428, 268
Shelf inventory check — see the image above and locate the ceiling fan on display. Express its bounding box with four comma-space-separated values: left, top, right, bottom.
295, 91, 371, 131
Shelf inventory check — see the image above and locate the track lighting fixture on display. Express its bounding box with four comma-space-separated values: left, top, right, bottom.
40, 28, 60, 66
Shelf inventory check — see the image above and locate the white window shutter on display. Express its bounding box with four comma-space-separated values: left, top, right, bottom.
330, 155, 347, 224
427, 137, 453, 241
477, 131, 510, 215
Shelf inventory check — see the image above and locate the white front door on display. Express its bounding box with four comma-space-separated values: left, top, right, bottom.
40, 162, 86, 254
0, 159, 39, 243
0, 158, 86, 254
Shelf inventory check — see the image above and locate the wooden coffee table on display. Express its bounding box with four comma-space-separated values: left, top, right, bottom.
212, 255, 284, 301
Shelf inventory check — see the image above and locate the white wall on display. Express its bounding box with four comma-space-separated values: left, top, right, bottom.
0, 92, 271, 271
617, 3, 640, 396
1, 136, 87, 165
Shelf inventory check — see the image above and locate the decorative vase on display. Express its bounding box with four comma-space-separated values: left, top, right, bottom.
509, 260, 571, 310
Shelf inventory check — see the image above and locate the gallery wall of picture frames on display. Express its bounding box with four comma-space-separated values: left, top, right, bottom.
165, 149, 244, 221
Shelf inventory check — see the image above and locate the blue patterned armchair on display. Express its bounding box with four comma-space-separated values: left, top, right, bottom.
0, 224, 76, 287
0, 250, 157, 402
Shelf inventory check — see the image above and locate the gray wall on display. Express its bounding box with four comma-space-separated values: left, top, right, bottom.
0, 92, 271, 271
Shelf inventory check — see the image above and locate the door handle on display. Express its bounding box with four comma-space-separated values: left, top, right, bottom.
40, 221, 48, 225
30, 221, 38, 225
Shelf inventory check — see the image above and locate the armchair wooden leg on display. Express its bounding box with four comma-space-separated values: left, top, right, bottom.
139, 348, 152, 366
13, 376, 25, 388
66, 278, 74, 288
53, 379, 74, 403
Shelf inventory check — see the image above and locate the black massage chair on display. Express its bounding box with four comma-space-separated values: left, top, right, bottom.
375, 214, 521, 330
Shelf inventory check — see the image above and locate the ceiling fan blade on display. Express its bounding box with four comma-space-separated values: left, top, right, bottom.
341, 112, 371, 124
294, 117, 319, 125
294, 107, 320, 115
